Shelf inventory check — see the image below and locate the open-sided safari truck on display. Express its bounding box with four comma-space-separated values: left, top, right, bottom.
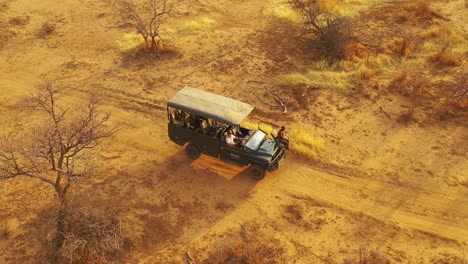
167, 87, 287, 180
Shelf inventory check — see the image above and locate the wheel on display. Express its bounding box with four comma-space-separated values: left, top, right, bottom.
185, 144, 200, 160
250, 164, 266, 180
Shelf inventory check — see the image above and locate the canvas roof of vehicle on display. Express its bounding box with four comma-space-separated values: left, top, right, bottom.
167, 86, 255, 125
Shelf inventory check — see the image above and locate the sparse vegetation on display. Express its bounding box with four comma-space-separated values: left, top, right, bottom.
40, 21, 56, 36
1, 221, 10, 239
263, 0, 302, 24
179, 17, 216, 33
289, 0, 356, 59
9, 15, 30, 26
112, 0, 171, 54
389, 70, 427, 99
0, 81, 114, 261
429, 48, 463, 66
383, 34, 416, 58
59, 205, 130, 263
203, 224, 287, 264
289, 125, 325, 159
343, 247, 390, 264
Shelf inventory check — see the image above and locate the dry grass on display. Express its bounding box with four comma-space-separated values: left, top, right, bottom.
9, 15, 30, 26
367, 54, 394, 69
115, 32, 143, 51
389, 71, 427, 98
203, 224, 287, 264
283, 202, 304, 222
241, 119, 276, 138
343, 247, 391, 264
383, 35, 416, 58
1, 222, 11, 239
421, 26, 463, 46
179, 17, 216, 33
281, 70, 353, 90
429, 49, 463, 66
215, 199, 234, 212
241, 121, 324, 159
343, 41, 368, 61
40, 21, 56, 36
356, 65, 375, 81
289, 125, 325, 159
405, 0, 433, 17
36, 203, 131, 264
263, 0, 303, 24
0, 20, 16, 48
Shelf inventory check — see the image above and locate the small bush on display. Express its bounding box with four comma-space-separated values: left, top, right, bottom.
344, 247, 391, 264
342, 41, 368, 61
0, 21, 16, 48
203, 224, 287, 264
40, 21, 56, 35
356, 65, 375, 81
421, 26, 463, 46
367, 54, 394, 69
389, 71, 427, 98
1, 222, 11, 239
263, 0, 302, 24
49, 206, 132, 263
405, 0, 432, 16
289, 125, 325, 159
9, 16, 30, 26
429, 49, 463, 66
284, 203, 304, 222
383, 35, 416, 58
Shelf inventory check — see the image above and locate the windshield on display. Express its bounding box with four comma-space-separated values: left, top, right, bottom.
245, 130, 266, 150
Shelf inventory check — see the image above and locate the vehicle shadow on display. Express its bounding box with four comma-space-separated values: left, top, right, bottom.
62, 150, 257, 257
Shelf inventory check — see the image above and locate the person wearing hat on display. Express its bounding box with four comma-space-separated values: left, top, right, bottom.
225, 130, 241, 147
277, 126, 290, 150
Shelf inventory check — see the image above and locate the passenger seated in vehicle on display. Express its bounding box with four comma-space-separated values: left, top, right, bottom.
184, 113, 195, 129
170, 109, 184, 126
231, 127, 244, 138
225, 130, 241, 147
201, 119, 210, 135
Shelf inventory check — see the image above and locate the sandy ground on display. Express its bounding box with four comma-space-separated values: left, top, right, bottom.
0, 0, 467, 263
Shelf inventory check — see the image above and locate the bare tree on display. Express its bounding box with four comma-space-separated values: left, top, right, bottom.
289, 0, 353, 58
112, 0, 171, 53
0, 81, 113, 261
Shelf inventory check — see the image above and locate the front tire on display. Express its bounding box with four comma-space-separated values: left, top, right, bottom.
250, 164, 266, 180
185, 144, 200, 160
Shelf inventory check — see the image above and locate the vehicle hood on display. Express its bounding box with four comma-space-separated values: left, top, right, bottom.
245, 139, 278, 159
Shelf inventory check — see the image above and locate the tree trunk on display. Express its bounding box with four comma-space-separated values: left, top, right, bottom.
52, 186, 67, 263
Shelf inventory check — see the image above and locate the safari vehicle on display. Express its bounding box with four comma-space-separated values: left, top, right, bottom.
167, 86, 287, 180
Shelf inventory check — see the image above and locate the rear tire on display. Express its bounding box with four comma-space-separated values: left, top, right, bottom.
250, 164, 266, 180
185, 144, 200, 160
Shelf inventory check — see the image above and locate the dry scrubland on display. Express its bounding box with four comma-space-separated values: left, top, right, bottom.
0, 0, 467, 263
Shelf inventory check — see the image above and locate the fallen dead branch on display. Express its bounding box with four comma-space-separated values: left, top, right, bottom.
268, 92, 288, 114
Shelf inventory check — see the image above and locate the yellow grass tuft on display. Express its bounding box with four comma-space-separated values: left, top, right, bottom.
405, 0, 432, 16
282, 73, 312, 85
241, 120, 276, 138
383, 36, 415, 58
367, 54, 394, 68
317, 0, 345, 15
342, 41, 368, 61
115, 32, 143, 51
356, 65, 375, 80
179, 17, 216, 33
421, 26, 463, 46
263, 0, 303, 24
429, 49, 463, 66
306, 70, 353, 89
289, 125, 325, 159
